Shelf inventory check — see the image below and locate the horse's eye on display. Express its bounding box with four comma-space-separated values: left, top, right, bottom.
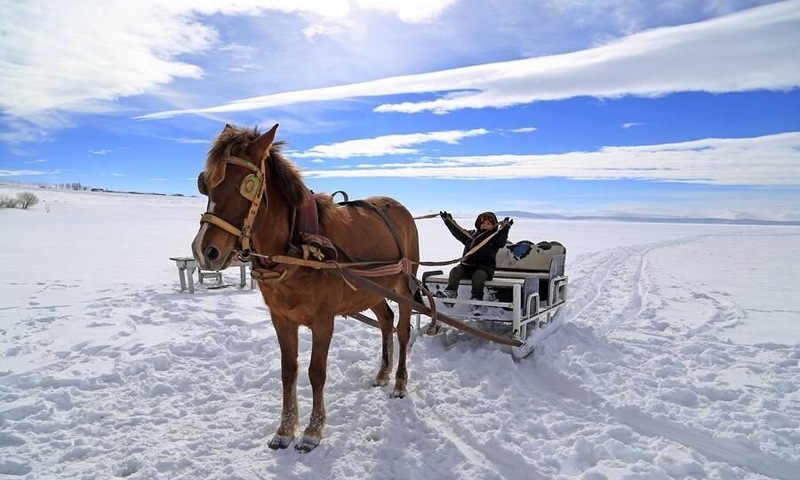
197, 171, 208, 196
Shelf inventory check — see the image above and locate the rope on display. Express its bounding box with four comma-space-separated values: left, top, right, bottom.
418, 220, 510, 267
247, 219, 510, 275
337, 269, 523, 347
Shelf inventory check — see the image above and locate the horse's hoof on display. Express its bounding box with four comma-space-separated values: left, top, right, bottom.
390, 388, 407, 399
268, 435, 293, 450
424, 323, 441, 336
295, 435, 320, 453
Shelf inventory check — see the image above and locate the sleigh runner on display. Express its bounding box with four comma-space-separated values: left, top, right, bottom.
415, 241, 568, 359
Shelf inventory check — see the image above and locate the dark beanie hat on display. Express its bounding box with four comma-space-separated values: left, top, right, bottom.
474, 211, 498, 229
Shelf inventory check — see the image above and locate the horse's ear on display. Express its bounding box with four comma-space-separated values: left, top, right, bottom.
251, 123, 279, 162
223, 124, 235, 133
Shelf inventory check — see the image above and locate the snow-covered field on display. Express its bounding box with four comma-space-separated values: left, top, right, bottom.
1, 185, 799, 480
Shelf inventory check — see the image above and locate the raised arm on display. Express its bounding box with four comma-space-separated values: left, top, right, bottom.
491, 217, 513, 248
440, 211, 472, 245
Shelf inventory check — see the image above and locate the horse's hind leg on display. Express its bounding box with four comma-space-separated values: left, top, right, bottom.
296, 315, 335, 453
392, 302, 412, 398
371, 300, 395, 387
268, 317, 299, 450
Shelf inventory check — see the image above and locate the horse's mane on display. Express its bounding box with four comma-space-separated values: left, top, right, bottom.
206, 125, 333, 219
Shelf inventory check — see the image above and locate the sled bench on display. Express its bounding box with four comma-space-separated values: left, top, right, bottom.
169, 256, 255, 294
421, 254, 566, 316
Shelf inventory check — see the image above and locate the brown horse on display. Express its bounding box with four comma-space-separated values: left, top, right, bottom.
191, 124, 420, 452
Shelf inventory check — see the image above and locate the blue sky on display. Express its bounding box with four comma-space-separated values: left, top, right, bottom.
1, 0, 799, 220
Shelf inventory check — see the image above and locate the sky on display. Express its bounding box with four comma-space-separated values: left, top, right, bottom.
1, 0, 799, 220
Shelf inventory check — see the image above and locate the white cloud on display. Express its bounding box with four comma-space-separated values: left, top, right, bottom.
623, 122, 644, 129
2, 1, 209, 122
89, 149, 112, 155
140, 1, 800, 119
295, 128, 488, 158
302, 131, 800, 186
228, 65, 258, 73
302, 22, 350, 39
509, 127, 537, 133
169, 138, 211, 145
0, 169, 60, 177
352, 0, 460, 23
0, 0, 460, 128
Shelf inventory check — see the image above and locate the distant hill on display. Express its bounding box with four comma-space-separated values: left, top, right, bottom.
496, 210, 800, 226
0, 180, 193, 198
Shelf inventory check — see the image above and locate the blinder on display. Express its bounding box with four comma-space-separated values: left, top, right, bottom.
197, 162, 261, 202
197, 161, 227, 196
197, 171, 207, 196
240, 174, 261, 201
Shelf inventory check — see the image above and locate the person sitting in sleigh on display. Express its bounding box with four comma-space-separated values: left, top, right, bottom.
438, 211, 513, 308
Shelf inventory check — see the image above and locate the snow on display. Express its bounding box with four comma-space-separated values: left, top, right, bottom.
1, 185, 799, 479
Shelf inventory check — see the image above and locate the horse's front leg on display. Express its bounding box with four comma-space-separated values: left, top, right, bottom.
296, 316, 334, 453
268, 317, 299, 450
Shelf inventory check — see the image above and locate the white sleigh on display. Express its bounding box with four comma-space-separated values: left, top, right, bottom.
416, 241, 568, 359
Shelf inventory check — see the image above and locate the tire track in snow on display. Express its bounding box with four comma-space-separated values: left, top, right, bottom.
564, 235, 698, 334
522, 360, 800, 480
608, 405, 800, 480
416, 411, 550, 480
531, 234, 800, 479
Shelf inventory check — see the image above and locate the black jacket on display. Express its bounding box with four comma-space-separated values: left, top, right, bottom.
443, 217, 510, 278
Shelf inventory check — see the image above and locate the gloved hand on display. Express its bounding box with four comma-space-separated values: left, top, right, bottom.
502, 217, 514, 228
439, 211, 451, 220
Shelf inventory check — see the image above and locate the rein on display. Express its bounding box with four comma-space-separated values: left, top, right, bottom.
199, 154, 509, 286
245, 220, 510, 276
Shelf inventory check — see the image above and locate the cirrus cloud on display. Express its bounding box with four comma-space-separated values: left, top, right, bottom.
294, 128, 488, 158
302, 131, 800, 186
0, 0, 461, 127
140, 1, 800, 119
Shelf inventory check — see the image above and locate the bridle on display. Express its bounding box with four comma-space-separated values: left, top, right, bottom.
198, 154, 267, 262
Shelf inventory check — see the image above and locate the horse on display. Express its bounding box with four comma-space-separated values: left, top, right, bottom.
191, 124, 420, 452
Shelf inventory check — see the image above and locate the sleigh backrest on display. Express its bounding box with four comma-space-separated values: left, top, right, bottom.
495, 240, 566, 273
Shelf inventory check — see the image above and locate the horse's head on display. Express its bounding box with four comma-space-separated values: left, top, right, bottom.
192, 123, 278, 270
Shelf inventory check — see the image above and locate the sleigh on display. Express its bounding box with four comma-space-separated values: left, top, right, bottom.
414, 241, 568, 359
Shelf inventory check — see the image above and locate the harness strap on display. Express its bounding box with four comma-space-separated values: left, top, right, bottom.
296, 190, 319, 236
417, 221, 510, 267
198, 153, 267, 258
239, 155, 267, 254
247, 220, 511, 276
201, 212, 242, 237
335, 269, 523, 347
260, 254, 410, 273
331, 190, 349, 203
340, 200, 407, 259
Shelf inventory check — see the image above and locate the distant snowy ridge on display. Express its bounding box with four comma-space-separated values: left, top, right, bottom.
496, 210, 800, 226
